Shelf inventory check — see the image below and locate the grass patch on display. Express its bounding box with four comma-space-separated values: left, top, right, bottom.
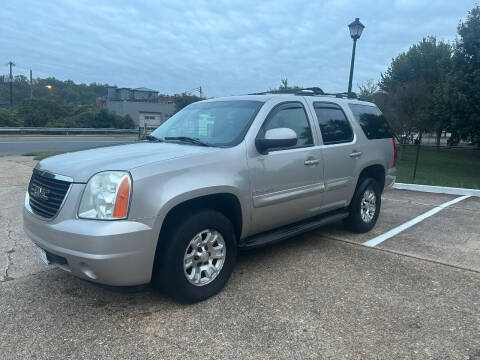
396, 146, 480, 189
22, 151, 63, 160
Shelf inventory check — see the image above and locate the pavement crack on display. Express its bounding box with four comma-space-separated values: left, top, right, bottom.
2, 249, 15, 282
1, 218, 16, 282
6, 217, 19, 248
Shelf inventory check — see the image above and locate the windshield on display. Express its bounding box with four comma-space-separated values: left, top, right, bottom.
150, 100, 264, 147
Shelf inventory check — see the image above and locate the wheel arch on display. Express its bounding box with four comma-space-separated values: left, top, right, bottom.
158, 190, 244, 244
355, 163, 386, 194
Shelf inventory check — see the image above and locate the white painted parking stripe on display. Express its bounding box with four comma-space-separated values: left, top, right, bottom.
363, 195, 471, 248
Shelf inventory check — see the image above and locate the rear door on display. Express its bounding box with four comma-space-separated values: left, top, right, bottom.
348, 103, 395, 168
309, 101, 361, 211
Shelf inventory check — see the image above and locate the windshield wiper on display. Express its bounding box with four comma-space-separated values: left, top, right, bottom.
164, 136, 212, 147
144, 134, 163, 142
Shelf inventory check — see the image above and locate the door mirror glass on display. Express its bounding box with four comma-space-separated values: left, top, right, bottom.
255, 128, 298, 154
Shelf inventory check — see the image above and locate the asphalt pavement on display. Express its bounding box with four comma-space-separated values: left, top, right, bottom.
0, 136, 136, 155
1, 156, 479, 359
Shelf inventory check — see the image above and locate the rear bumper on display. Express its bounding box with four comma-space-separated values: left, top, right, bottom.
385, 167, 397, 189
23, 191, 158, 286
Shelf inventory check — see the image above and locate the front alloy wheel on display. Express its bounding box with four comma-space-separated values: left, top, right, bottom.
153, 209, 237, 303
184, 229, 226, 286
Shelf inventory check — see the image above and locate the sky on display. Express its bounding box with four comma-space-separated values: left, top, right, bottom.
1, 0, 477, 97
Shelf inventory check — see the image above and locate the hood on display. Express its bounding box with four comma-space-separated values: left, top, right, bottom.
36, 142, 220, 182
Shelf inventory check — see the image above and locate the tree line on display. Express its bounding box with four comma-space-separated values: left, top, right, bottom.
0, 75, 203, 128
0, 98, 135, 128
359, 6, 480, 146
0, 77, 135, 128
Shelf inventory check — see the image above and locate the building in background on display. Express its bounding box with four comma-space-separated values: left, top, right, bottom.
97, 87, 176, 127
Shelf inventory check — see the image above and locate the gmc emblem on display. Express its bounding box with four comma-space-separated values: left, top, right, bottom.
31, 184, 50, 200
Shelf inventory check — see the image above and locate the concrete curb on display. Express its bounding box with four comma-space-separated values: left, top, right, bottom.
393, 183, 480, 197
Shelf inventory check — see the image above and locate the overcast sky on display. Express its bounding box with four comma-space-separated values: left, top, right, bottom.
1, 0, 476, 97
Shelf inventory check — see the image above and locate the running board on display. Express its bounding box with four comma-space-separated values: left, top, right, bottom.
239, 209, 349, 249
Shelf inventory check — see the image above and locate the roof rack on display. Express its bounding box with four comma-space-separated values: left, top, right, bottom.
247, 88, 358, 99
295, 89, 357, 99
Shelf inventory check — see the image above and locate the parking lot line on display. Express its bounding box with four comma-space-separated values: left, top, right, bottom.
363, 195, 471, 248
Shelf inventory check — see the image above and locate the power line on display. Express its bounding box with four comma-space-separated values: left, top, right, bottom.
184, 86, 203, 97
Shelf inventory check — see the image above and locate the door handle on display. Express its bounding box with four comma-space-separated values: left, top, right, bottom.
349, 151, 362, 158
304, 159, 320, 166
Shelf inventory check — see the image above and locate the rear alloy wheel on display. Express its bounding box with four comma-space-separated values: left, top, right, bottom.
360, 188, 377, 223
153, 209, 237, 303
345, 178, 381, 233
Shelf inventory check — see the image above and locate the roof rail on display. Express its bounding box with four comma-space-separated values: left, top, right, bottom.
323, 92, 358, 99
248, 91, 270, 95
295, 87, 325, 95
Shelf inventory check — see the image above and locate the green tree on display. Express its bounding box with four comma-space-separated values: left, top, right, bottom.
16, 98, 68, 127
379, 37, 453, 145
11, 98, 135, 129
269, 78, 302, 94
0, 76, 111, 108
0, 109, 19, 126
57, 106, 135, 128
358, 80, 378, 102
450, 6, 480, 145
173, 93, 203, 112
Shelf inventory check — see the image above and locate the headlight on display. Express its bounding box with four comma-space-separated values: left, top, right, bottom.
78, 171, 132, 220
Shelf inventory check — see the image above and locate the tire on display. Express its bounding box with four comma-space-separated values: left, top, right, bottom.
153, 209, 237, 303
344, 178, 381, 233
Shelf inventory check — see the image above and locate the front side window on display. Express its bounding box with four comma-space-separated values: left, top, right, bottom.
314, 102, 353, 145
348, 104, 393, 139
150, 100, 264, 147
261, 103, 313, 149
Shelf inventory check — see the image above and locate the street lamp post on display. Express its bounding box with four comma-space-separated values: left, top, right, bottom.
347, 18, 365, 96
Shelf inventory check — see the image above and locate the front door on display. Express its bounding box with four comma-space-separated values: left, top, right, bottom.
248, 101, 324, 234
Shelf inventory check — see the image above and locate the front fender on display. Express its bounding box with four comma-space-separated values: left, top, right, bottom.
128, 145, 251, 242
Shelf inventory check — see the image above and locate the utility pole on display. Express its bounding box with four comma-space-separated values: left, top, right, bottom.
7, 61, 15, 109
199, 86, 203, 98
30, 69, 33, 98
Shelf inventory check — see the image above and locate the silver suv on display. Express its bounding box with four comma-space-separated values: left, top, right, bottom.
24, 92, 397, 302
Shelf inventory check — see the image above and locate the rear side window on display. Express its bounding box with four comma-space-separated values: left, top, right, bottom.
348, 104, 393, 139
314, 102, 353, 145
262, 102, 314, 148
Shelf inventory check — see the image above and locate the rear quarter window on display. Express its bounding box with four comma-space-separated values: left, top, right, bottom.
348, 104, 393, 139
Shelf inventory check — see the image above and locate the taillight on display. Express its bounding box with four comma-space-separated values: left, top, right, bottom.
392, 138, 397, 167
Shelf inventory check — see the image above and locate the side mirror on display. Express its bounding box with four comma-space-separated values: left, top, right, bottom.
255, 128, 298, 154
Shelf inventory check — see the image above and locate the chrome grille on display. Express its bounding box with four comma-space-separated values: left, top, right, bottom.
28, 170, 71, 219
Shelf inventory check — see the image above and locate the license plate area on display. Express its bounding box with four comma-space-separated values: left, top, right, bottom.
35, 246, 51, 265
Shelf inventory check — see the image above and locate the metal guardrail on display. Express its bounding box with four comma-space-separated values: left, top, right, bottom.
0, 127, 140, 133
0, 127, 161, 140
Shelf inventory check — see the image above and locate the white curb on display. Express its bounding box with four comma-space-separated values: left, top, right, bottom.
393, 183, 480, 197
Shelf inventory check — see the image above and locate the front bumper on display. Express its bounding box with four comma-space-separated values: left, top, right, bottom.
23, 184, 158, 286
